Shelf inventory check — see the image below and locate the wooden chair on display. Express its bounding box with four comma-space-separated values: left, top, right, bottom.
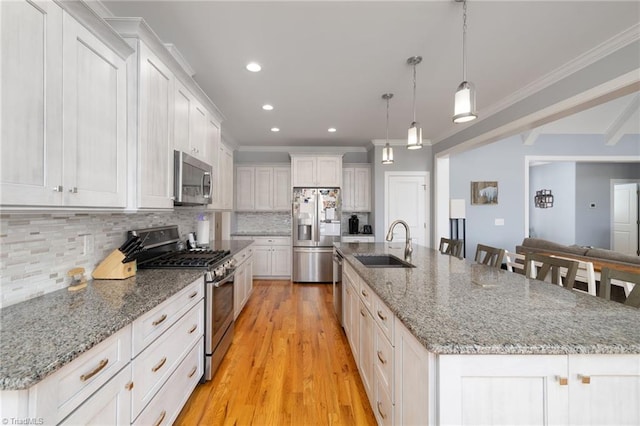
504, 250, 527, 275
474, 244, 505, 268
439, 238, 463, 259
524, 253, 579, 290
598, 268, 640, 307
549, 255, 597, 296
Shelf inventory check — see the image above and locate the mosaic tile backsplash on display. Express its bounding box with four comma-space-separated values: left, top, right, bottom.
235, 212, 291, 234
0, 211, 209, 308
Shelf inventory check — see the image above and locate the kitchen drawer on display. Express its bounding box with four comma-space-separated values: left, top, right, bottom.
358, 280, 374, 312
253, 236, 291, 246
343, 261, 359, 288
59, 364, 132, 425
375, 371, 394, 426
374, 297, 394, 345
132, 277, 204, 356
341, 235, 374, 243
32, 324, 132, 423
133, 337, 204, 426
234, 246, 253, 266
375, 325, 394, 401
131, 301, 203, 418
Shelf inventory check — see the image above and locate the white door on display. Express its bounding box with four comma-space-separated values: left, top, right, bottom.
613, 183, 639, 256
385, 172, 429, 247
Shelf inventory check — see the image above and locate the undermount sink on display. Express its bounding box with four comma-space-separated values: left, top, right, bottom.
354, 254, 415, 268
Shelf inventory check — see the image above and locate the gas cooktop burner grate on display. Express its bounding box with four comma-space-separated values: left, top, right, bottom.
138, 249, 231, 269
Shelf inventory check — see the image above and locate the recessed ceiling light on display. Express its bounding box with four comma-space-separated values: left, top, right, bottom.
262, 104, 274, 111
246, 62, 262, 72
328, 128, 337, 133
271, 127, 280, 132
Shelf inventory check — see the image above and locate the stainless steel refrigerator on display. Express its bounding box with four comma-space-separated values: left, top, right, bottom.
292, 188, 341, 282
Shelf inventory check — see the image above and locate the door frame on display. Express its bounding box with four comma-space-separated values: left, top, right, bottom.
384, 171, 430, 248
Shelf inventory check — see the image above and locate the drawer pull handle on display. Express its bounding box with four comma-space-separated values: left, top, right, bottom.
188, 366, 198, 378
360, 310, 366, 317
189, 291, 198, 299
377, 310, 387, 321
153, 410, 166, 426
557, 376, 568, 386
188, 324, 197, 334
377, 401, 386, 419
377, 350, 386, 364
152, 314, 167, 326
361, 290, 368, 297
579, 375, 591, 384
80, 358, 109, 381
125, 381, 134, 391
152, 357, 167, 373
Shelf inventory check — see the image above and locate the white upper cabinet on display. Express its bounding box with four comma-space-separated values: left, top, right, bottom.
235, 166, 290, 211
136, 42, 175, 209
343, 165, 371, 212
290, 155, 342, 187
174, 79, 216, 165
1, 1, 131, 208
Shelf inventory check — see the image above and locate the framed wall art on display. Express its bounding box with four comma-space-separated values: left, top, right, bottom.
471, 181, 498, 205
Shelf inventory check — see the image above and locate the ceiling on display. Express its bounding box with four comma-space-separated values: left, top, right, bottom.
101, 1, 640, 149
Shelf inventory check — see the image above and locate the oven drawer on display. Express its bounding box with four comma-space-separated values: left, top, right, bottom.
132, 277, 204, 356
131, 301, 203, 419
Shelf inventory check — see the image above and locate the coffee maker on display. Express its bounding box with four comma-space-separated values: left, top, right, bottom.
348, 214, 359, 234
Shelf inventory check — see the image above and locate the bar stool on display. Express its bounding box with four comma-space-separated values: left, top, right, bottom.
598, 268, 640, 307
524, 253, 579, 290
439, 238, 463, 259
504, 250, 527, 275
474, 244, 505, 268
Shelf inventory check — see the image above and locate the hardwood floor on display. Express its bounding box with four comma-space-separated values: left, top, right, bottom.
175, 280, 377, 425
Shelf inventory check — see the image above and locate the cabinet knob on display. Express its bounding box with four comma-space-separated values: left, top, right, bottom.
124, 381, 134, 391
579, 374, 591, 384
53, 185, 63, 192
556, 376, 568, 386
68, 187, 78, 193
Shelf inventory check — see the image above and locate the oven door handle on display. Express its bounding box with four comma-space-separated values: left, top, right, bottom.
212, 273, 234, 288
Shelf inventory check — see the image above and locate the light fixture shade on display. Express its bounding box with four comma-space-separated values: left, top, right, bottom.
382, 144, 394, 164
449, 199, 466, 219
453, 81, 477, 123
407, 122, 423, 149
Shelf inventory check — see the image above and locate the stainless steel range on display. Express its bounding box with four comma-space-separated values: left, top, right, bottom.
132, 225, 235, 381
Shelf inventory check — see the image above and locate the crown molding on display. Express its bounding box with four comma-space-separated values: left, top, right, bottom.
432, 22, 640, 145
236, 145, 367, 153
370, 138, 432, 147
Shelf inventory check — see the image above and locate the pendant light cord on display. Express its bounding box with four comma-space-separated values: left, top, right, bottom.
462, 0, 468, 81
412, 63, 417, 123
386, 96, 390, 143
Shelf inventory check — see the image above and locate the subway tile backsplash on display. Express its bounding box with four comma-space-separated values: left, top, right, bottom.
235, 212, 291, 234
0, 211, 207, 308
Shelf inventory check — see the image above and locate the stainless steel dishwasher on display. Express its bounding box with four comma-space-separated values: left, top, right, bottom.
332, 249, 343, 327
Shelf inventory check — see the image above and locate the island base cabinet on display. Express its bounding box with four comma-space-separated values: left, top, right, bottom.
394, 320, 436, 426
438, 355, 569, 425
59, 365, 132, 426
568, 354, 640, 425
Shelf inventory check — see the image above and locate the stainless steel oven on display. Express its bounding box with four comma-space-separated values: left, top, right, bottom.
204, 270, 235, 381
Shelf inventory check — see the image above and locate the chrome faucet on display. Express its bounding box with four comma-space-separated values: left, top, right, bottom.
385, 220, 413, 262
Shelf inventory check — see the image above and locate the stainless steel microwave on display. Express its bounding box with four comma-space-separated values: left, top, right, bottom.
174, 150, 213, 206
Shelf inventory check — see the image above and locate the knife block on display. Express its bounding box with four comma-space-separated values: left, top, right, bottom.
92, 250, 136, 280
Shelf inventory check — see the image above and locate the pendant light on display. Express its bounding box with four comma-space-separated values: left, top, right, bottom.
453, 0, 478, 123
406, 56, 423, 150
381, 93, 394, 165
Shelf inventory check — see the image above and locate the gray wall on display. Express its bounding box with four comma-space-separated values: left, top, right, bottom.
575, 162, 640, 248
449, 133, 640, 255
529, 162, 576, 244
372, 144, 432, 241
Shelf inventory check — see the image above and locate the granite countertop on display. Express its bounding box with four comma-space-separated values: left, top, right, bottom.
231, 231, 291, 237
0, 240, 252, 391
335, 242, 640, 356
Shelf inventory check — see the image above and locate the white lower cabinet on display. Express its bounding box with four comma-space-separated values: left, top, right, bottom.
0, 277, 205, 426
233, 245, 254, 319
133, 338, 204, 426
233, 237, 290, 278
359, 299, 375, 400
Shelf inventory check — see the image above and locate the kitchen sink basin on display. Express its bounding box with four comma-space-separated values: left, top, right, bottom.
354, 254, 415, 268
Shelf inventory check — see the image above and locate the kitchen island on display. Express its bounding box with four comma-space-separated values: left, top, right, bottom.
335, 242, 640, 425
